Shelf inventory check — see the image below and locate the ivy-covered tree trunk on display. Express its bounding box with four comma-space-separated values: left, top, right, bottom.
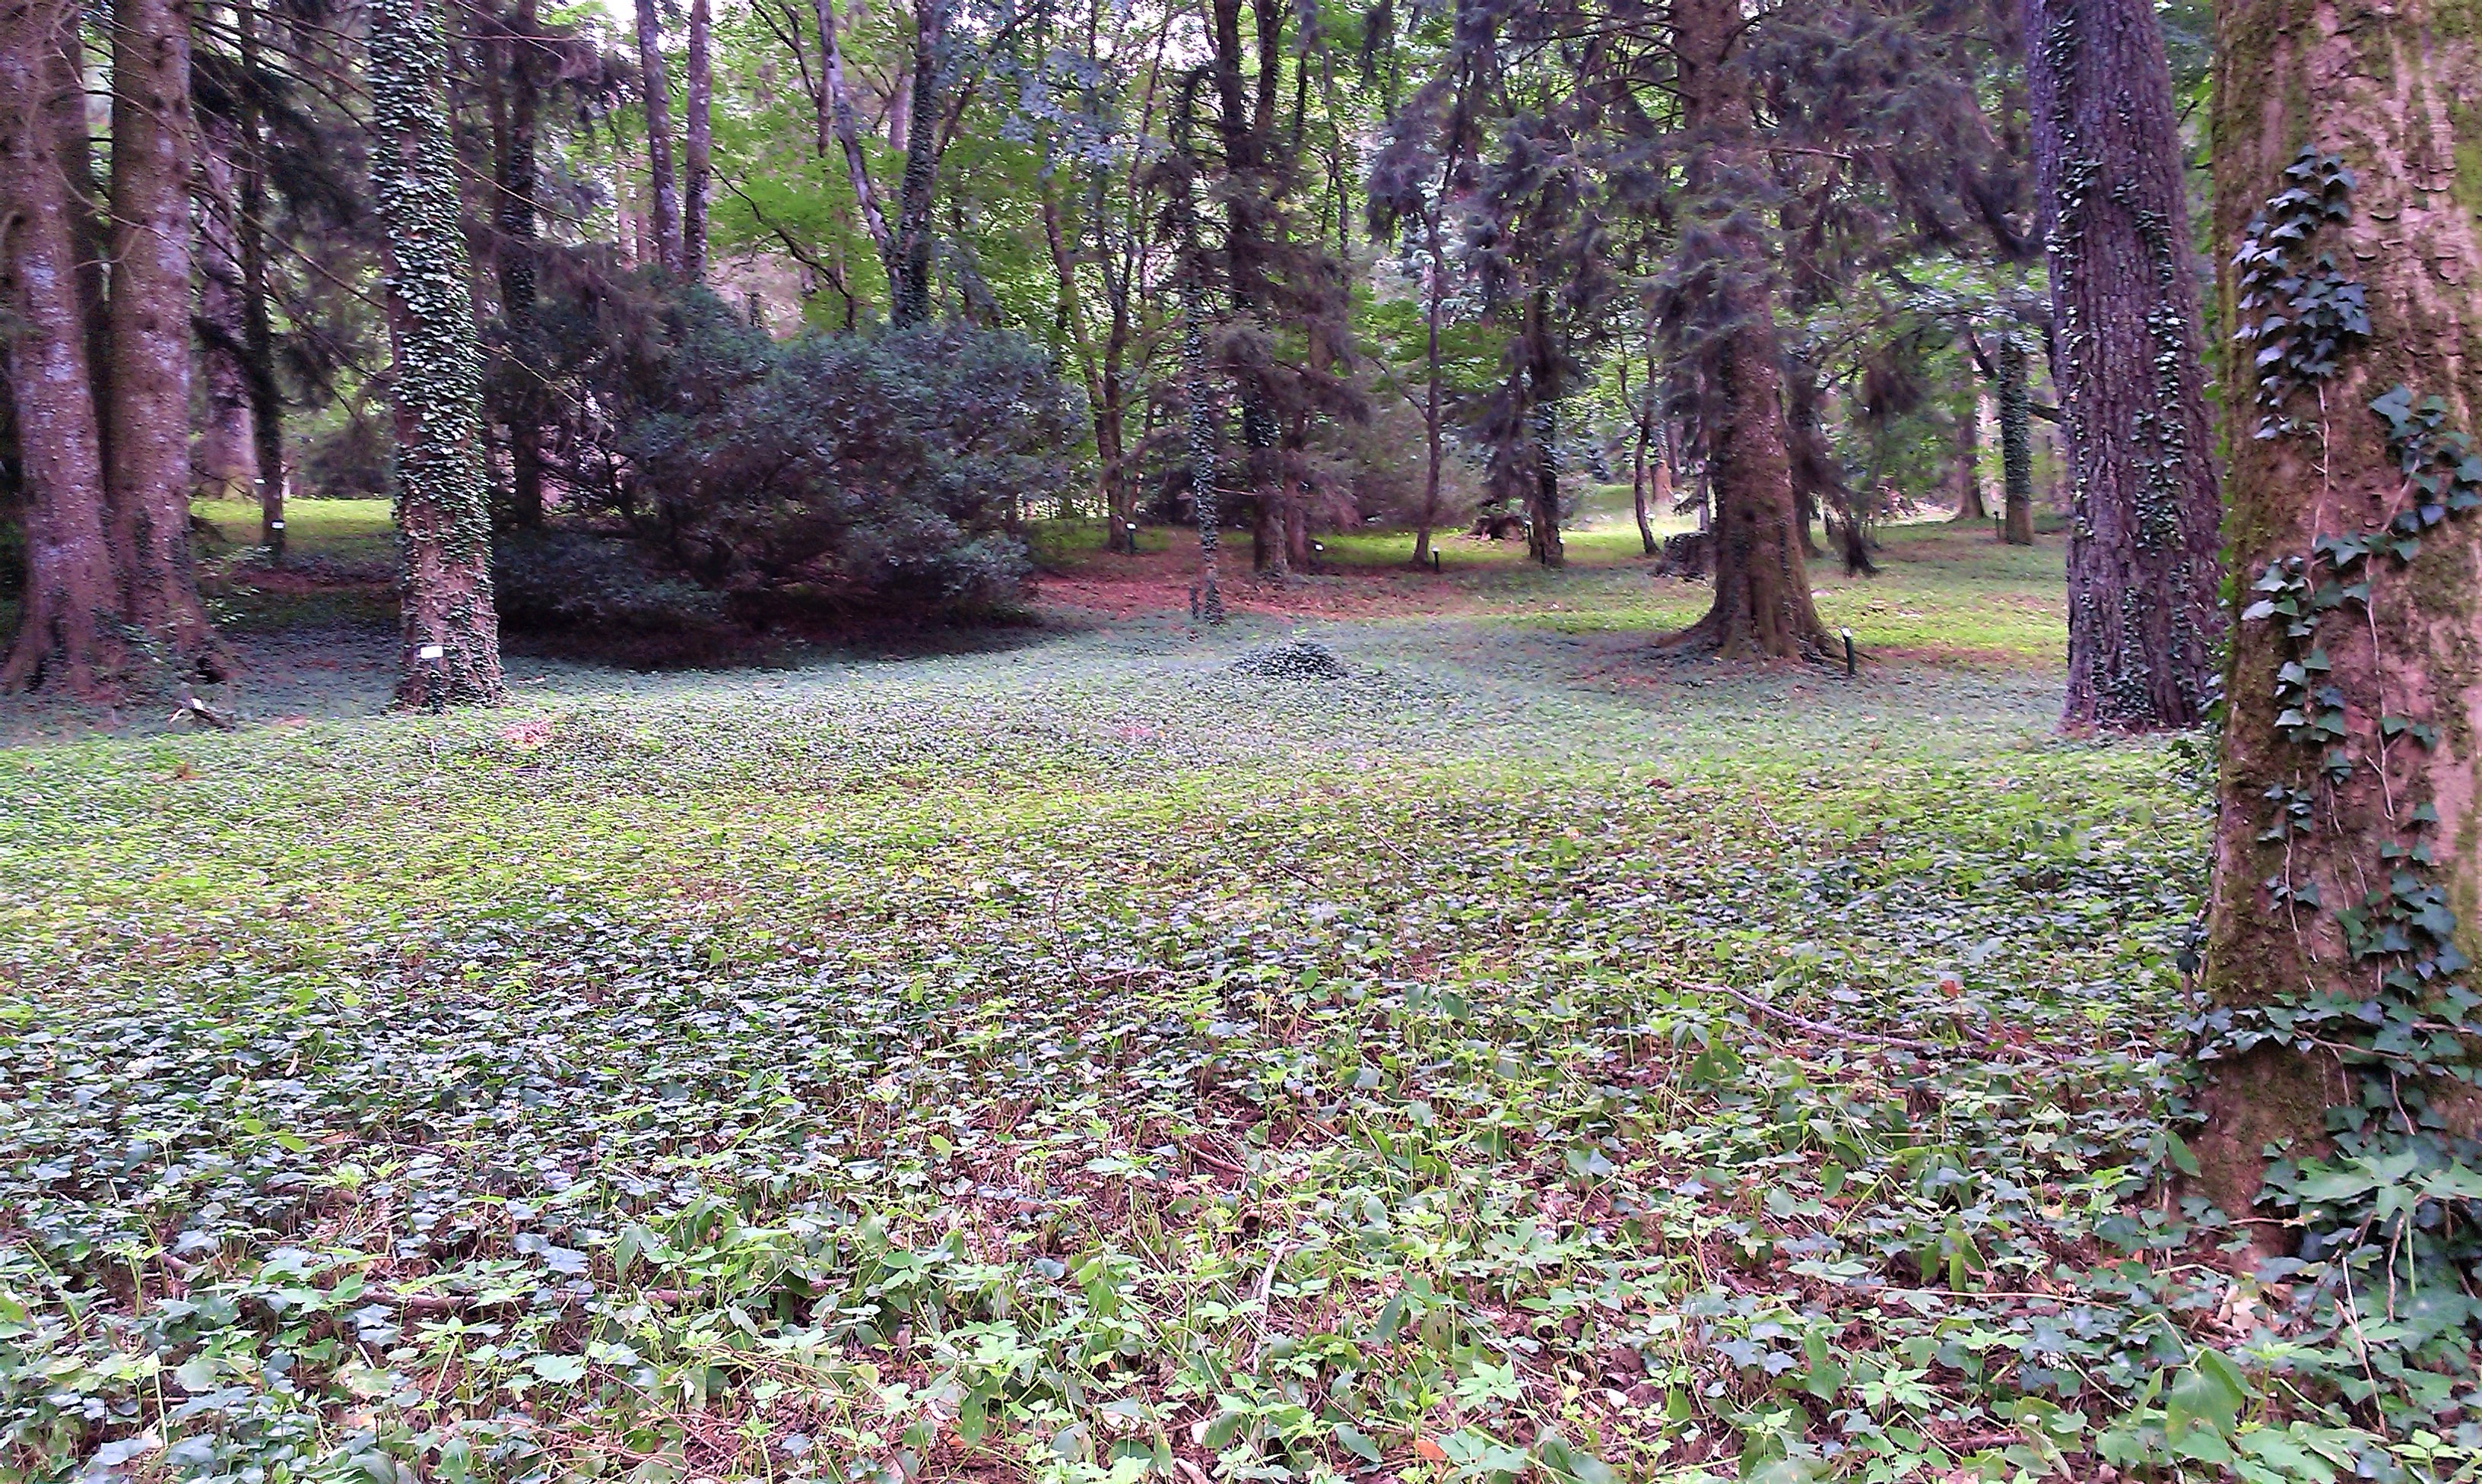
372, 0, 506, 708
1997, 335, 2036, 545
634, 0, 680, 277
2025, 0, 2224, 731
1663, 0, 1830, 660
2194, 0, 2482, 1237
107, 0, 221, 675
0, 0, 123, 693
683, 0, 711, 283
1183, 290, 1224, 624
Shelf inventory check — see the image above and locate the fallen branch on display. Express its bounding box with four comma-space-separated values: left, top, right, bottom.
172, 686, 238, 731
1700, 982, 1988, 1054
360, 1286, 694, 1316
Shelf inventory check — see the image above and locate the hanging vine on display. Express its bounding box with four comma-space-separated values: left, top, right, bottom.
2204, 147, 2482, 1337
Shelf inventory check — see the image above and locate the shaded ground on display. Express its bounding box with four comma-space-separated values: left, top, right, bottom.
7, 512, 2454, 1483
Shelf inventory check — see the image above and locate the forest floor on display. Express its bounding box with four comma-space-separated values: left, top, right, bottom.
4, 510, 2455, 1482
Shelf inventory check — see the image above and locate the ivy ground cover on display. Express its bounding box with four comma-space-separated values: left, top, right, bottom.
5, 535, 2462, 1482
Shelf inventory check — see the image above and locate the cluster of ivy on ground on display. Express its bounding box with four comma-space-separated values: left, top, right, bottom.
4, 538, 2477, 1482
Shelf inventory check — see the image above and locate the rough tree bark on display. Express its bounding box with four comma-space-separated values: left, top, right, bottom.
108, 0, 221, 674
683, 0, 711, 282
494, 0, 542, 527
2194, 0, 2482, 1229
1412, 186, 1448, 569
1662, 0, 1830, 659
1524, 289, 1564, 568
236, 0, 285, 556
890, 0, 946, 324
635, 0, 681, 277
0, 0, 123, 693
195, 116, 256, 506
2025, 0, 2224, 731
371, 0, 506, 706
1952, 381, 1988, 521
1998, 335, 2036, 544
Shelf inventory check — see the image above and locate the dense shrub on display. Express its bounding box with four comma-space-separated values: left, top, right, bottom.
551, 287, 1080, 614
492, 529, 728, 634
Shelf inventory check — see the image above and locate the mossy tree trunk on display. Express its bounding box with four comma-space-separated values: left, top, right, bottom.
1662, 0, 1830, 660
0, 0, 122, 694
2026, 0, 2225, 731
2195, 0, 2482, 1233
372, 0, 506, 708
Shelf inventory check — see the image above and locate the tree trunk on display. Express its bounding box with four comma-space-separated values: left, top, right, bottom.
1183, 281, 1223, 623
814, 0, 896, 287
683, 0, 711, 282
1652, 430, 1675, 533
890, 0, 944, 324
2028, 0, 2223, 728
635, 0, 680, 277
1528, 395, 1563, 568
1627, 360, 1655, 557
494, 0, 542, 528
43, 11, 106, 457
236, 0, 285, 556
0, 0, 124, 693
2193, 0, 2482, 1235
372, 0, 506, 707
1413, 198, 1446, 569
1998, 335, 2036, 544
1951, 386, 1987, 521
193, 119, 256, 506
1663, 0, 1829, 658
106, 0, 221, 675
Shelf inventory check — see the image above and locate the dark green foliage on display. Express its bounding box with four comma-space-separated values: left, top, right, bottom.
567, 305, 1078, 612
491, 529, 728, 635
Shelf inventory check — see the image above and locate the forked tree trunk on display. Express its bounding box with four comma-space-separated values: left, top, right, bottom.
1998, 336, 2036, 544
0, 0, 124, 693
635, 0, 680, 277
683, 0, 712, 282
371, 0, 505, 707
2026, 0, 2224, 730
2193, 0, 2482, 1232
1662, 0, 1830, 660
814, 0, 897, 287
108, 0, 221, 675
